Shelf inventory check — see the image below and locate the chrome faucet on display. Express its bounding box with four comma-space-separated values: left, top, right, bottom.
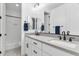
62, 31, 66, 40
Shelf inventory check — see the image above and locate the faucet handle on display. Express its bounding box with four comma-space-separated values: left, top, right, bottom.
69, 37, 75, 42
69, 37, 72, 42
58, 36, 62, 40
59, 36, 62, 40
62, 31, 65, 34
67, 31, 70, 35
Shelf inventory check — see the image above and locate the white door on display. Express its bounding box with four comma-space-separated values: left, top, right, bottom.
44, 13, 50, 33
0, 3, 6, 56
6, 16, 21, 50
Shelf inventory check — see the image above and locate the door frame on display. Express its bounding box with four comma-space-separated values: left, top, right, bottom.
0, 3, 6, 56
44, 12, 50, 33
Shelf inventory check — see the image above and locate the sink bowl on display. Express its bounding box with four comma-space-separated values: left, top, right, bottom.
49, 40, 77, 48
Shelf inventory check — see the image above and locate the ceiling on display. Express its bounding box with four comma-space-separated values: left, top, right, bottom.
32, 3, 64, 12
44, 3, 64, 11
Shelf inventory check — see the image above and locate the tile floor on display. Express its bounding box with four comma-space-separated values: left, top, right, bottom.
5, 47, 21, 56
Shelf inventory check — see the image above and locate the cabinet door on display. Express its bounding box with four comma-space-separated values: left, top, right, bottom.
6, 17, 21, 47
25, 37, 42, 56
25, 37, 32, 56
25, 37, 28, 55
42, 52, 50, 56
42, 43, 73, 56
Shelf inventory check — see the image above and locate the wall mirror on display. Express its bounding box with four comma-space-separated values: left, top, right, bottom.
44, 4, 79, 36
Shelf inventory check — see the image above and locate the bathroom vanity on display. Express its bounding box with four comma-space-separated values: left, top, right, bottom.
23, 34, 79, 56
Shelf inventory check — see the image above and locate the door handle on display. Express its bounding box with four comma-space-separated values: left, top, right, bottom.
0, 16, 2, 19
0, 34, 2, 37
0, 51, 2, 54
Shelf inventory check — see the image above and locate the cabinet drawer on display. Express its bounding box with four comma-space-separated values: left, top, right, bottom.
42, 43, 73, 56
31, 45, 42, 56
30, 39, 42, 49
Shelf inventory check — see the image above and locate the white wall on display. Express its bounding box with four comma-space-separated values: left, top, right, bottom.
50, 3, 79, 35
6, 3, 21, 17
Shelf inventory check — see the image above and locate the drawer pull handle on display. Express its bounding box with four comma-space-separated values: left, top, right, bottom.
0, 34, 2, 37
33, 50, 37, 54
33, 42, 37, 45
0, 51, 2, 54
0, 16, 2, 19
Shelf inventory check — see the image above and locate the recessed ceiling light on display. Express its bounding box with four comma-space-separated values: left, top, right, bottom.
16, 4, 19, 7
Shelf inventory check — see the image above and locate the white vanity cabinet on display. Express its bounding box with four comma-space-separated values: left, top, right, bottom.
25, 36, 74, 56
42, 43, 74, 56
25, 36, 42, 56
25, 37, 32, 56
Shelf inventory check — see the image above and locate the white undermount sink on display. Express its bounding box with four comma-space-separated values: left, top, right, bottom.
49, 39, 77, 48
